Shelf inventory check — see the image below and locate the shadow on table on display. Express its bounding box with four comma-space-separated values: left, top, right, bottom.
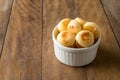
86, 45, 120, 69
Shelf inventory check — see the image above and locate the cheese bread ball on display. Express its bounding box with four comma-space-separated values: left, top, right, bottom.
68, 20, 82, 35
57, 31, 75, 47
57, 18, 71, 32
75, 30, 94, 48
75, 17, 86, 27
83, 22, 100, 39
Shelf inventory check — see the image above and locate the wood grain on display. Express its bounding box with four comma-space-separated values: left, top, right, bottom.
0, 0, 42, 80
42, 0, 86, 80
0, 0, 119, 80
0, 0, 13, 56
83, 0, 120, 80
101, 0, 120, 47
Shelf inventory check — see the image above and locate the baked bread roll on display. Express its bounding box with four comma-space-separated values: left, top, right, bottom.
83, 22, 100, 39
68, 20, 82, 35
75, 30, 94, 48
57, 18, 71, 32
75, 17, 86, 27
57, 31, 75, 47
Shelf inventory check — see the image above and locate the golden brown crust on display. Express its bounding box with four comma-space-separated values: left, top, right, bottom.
81, 31, 92, 41
56, 18, 100, 48
57, 31, 75, 47
75, 17, 86, 27
75, 30, 94, 48
83, 22, 100, 39
68, 20, 82, 35
57, 18, 71, 32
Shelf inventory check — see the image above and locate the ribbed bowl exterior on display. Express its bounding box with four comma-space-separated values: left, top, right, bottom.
52, 26, 101, 66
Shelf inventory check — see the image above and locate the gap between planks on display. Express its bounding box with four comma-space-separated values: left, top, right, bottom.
100, 0, 120, 48
0, 0, 15, 58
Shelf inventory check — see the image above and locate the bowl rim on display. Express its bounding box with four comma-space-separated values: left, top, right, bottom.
52, 26, 101, 51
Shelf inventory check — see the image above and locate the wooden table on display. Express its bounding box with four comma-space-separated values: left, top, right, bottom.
0, 0, 120, 80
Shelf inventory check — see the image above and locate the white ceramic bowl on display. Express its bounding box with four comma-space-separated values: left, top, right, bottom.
52, 26, 101, 66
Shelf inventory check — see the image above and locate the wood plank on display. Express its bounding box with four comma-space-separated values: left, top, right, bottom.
42, 0, 90, 80
81, 0, 120, 80
0, 0, 14, 56
0, 0, 42, 80
101, 0, 120, 47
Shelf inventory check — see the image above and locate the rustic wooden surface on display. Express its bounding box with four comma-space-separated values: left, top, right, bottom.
0, 0, 13, 56
0, 0, 42, 80
0, 0, 120, 80
101, 0, 120, 47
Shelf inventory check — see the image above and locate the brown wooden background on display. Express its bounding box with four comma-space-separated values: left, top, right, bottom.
0, 0, 120, 80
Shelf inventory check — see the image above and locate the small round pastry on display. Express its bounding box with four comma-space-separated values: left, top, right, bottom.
75, 30, 94, 48
68, 20, 82, 35
83, 22, 100, 39
75, 17, 86, 27
57, 31, 75, 47
57, 18, 71, 32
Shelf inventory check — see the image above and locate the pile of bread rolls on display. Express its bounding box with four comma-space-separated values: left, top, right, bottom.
56, 17, 100, 48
